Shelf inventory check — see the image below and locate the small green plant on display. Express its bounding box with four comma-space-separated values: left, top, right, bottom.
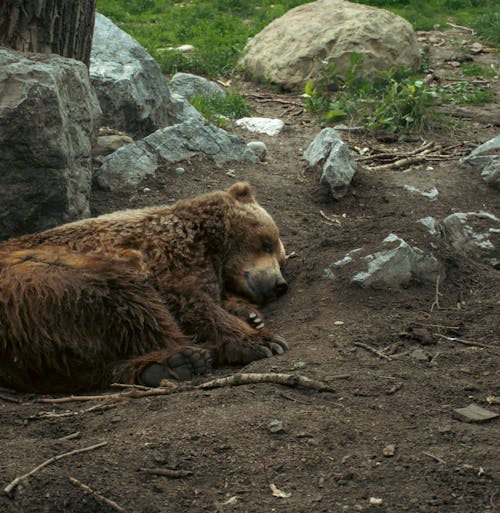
304, 54, 436, 133
439, 81, 495, 104
190, 91, 252, 127
460, 62, 497, 78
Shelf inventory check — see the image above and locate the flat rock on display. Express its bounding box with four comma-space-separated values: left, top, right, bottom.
169, 72, 226, 100
235, 117, 284, 136
453, 404, 499, 423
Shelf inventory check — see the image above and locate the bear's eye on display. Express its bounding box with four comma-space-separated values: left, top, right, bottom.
262, 241, 273, 254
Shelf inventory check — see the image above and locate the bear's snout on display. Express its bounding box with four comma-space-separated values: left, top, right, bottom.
275, 276, 288, 296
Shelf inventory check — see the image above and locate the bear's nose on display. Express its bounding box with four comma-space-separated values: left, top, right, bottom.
275, 276, 288, 296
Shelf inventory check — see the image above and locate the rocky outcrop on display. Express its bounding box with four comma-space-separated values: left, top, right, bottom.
239, 0, 420, 90
95, 118, 257, 191
91, 13, 179, 137
0, 49, 101, 241
304, 128, 357, 199
460, 135, 500, 190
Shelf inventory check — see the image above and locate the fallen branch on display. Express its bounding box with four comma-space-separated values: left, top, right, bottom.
0, 393, 22, 404
198, 373, 334, 392
4, 442, 108, 495
354, 342, 392, 361
139, 468, 193, 478
368, 150, 434, 171
68, 476, 128, 513
39, 386, 179, 404
358, 141, 434, 162
319, 210, 342, 226
244, 93, 303, 107
435, 334, 500, 352
31, 402, 118, 420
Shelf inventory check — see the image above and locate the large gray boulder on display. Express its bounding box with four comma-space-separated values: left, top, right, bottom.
91, 13, 180, 137
239, 0, 420, 90
0, 49, 101, 241
95, 118, 258, 191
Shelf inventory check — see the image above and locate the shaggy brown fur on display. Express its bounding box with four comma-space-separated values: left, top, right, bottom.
0, 183, 288, 392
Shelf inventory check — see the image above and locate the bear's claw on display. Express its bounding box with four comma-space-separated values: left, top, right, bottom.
139, 347, 212, 386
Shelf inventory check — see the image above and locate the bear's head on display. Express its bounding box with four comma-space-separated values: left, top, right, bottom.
223, 183, 288, 305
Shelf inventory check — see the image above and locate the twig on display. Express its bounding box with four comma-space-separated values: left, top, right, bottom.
422, 451, 446, 464
68, 476, 128, 513
30, 402, 118, 419
4, 441, 108, 495
198, 373, 334, 392
358, 141, 434, 162
39, 386, 178, 404
319, 210, 342, 226
57, 431, 81, 441
435, 334, 500, 352
139, 468, 193, 478
430, 274, 441, 312
353, 342, 392, 361
0, 393, 22, 403
446, 21, 475, 33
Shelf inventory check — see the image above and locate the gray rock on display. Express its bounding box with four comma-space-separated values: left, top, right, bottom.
352, 234, 440, 289
460, 135, 500, 190
239, 0, 420, 89
0, 48, 101, 240
441, 212, 500, 267
91, 13, 180, 137
247, 141, 268, 161
480, 158, 500, 189
417, 217, 441, 236
169, 72, 226, 100
96, 118, 257, 191
304, 128, 357, 199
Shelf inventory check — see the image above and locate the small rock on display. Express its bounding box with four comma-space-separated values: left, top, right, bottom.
383, 444, 396, 457
369, 497, 383, 505
403, 185, 439, 201
268, 419, 284, 433
470, 42, 483, 54
411, 348, 429, 362
247, 141, 268, 161
453, 404, 499, 423
175, 167, 186, 175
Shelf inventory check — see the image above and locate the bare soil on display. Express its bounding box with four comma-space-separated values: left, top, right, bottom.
1, 29, 499, 513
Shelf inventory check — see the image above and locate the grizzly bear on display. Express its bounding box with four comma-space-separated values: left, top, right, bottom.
0, 183, 288, 393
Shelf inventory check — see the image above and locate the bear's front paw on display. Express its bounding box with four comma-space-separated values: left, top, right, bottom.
223, 333, 288, 365
139, 347, 212, 387
223, 298, 265, 330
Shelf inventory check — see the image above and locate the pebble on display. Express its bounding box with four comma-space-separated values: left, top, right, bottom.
175, 167, 186, 175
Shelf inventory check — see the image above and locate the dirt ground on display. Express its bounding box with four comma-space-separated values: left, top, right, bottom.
1, 28, 499, 513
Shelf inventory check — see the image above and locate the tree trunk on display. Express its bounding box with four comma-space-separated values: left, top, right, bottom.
0, 0, 97, 67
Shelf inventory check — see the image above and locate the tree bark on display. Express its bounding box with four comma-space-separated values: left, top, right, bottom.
0, 0, 97, 67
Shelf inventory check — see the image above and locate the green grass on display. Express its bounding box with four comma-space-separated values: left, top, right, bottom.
190, 91, 252, 127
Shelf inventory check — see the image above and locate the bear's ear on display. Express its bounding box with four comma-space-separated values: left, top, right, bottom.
228, 182, 255, 204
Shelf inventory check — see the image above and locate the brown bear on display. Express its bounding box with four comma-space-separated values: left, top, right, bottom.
0, 183, 288, 393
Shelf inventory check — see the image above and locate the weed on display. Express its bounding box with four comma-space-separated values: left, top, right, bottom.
439, 82, 495, 104
304, 55, 436, 133
460, 62, 497, 78
190, 91, 252, 127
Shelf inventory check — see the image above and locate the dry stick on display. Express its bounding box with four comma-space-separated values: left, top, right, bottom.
422, 451, 446, 464
357, 141, 434, 162
198, 373, 335, 392
31, 402, 118, 420
430, 274, 441, 313
353, 342, 392, 361
368, 150, 434, 171
0, 394, 22, 403
57, 431, 81, 441
68, 476, 128, 513
139, 468, 193, 478
446, 21, 475, 33
435, 334, 500, 352
244, 93, 304, 107
39, 387, 179, 404
4, 441, 108, 495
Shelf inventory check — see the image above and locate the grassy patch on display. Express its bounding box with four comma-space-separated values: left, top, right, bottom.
190, 91, 252, 127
